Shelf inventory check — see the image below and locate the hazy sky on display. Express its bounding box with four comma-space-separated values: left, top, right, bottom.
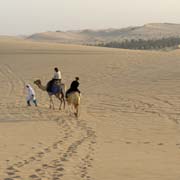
0, 0, 180, 35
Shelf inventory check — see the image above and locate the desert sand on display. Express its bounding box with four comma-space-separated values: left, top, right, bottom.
0, 37, 180, 180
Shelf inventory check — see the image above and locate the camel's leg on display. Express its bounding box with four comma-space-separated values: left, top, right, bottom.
74, 104, 79, 117
50, 96, 55, 110
62, 97, 65, 110
49, 96, 52, 109
57, 92, 65, 110
63, 97, 66, 109
60, 92, 66, 110
52, 98, 55, 110
50, 98, 52, 109
68, 104, 74, 116
68, 105, 71, 116
66, 101, 71, 115
56, 93, 62, 110
58, 98, 62, 110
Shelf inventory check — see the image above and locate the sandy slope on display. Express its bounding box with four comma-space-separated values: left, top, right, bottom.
0, 38, 180, 180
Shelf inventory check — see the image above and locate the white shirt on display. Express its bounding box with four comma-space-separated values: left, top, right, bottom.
53, 70, 62, 80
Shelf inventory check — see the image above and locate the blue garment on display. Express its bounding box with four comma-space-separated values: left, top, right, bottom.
51, 84, 60, 94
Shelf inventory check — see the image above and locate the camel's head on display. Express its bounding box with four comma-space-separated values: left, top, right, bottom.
34, 79, 41, 86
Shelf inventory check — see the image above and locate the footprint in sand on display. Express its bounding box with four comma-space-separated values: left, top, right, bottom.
52, 143, 58, 149
6, 172, 15, 176
81, 174, 86, 178
55, 163, 64, 168
12, 176, 22, 179
35, 169, 41, 172
37, 151, 45, 157
86, 175, 91, 180
35, 169, 46, 176
7, 166, 15, 171
44, 147, 51, 153
144, 141, 151, 144
52, 173, 63, 179
52, 178, 59, 180
29, 174, 41, 180
53, 171, 63, 176
23, 160, 28, 165
6, 166, 19, 174
38, 142, 43, 145
60, 157, 67, 162
29, 156, 36, 161
42, 164, 49, 168
158, 143, 164, 146
56, 167, 64, 171
62, 153, 68, 158
15, 161, 24, 167
87, 164, 92, 168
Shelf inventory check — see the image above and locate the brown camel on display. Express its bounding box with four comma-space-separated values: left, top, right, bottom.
34, 79, 66, 110
66, 92, 81, 117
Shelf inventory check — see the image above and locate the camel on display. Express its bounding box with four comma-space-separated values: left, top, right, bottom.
34, 79, 66, 110
66, 92, 81, 117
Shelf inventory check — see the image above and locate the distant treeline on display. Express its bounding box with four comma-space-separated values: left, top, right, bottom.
96, 37, 180, 50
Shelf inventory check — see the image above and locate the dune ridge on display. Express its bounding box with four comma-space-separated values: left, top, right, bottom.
27, 23, 180, 44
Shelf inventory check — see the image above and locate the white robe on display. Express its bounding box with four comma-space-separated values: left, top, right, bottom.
26, 85, 36, 101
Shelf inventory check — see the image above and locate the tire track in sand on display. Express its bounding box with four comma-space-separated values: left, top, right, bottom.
0, 64, 15, 98
0, 64, 48, 122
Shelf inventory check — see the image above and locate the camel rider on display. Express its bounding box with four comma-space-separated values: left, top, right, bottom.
47, 67, 62, 92
53, 67, 62, 83
66, 77, 81, 98
26, 84, 37, 106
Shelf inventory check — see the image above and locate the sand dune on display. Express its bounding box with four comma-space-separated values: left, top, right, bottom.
0, 38, 180, 180
27, 23, 180, 44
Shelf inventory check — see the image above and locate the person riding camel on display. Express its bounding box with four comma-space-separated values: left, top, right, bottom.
47, 67, 62, 92
66, 77, 81, 98
53, 67, 62, 83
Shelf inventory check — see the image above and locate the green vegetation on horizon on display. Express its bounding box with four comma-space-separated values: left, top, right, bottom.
96, 37, 180, 50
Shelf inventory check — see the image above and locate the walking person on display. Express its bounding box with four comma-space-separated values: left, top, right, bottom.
26, 84, 37, 106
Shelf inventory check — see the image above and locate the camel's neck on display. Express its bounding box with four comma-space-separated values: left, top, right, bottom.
37, 83, 47, 91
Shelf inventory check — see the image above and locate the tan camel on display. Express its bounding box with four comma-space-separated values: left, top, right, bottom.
66, 92, 81, 117
34, 79, 66, 110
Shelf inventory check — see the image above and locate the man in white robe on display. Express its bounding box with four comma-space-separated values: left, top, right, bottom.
26, 84, 37, 106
